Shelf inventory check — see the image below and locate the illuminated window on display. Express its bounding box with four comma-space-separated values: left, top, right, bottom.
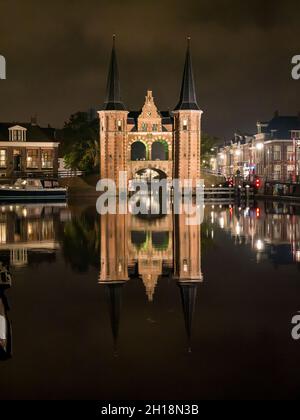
27, 149, 39, 168
274, 164, 281, 180
0, 150, 6, 168
16, 131, 22, 140
287, 145, 294, 161
183, 119, 188, 130
273, 145, 281, 161
41, 150, 53, 168
287, 165, 294, 178
117, 120, 122, 131
0, 223, 6, 244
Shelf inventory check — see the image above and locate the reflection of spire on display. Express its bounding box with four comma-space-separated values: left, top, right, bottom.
105, 282, 125, 355
178, 281, 199, 352
142, 274, 159, 302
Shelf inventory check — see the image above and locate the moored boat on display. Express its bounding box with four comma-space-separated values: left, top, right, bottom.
0, 178, 67, 201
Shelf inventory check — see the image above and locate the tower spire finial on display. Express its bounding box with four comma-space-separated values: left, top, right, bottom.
174, 37, 199, 111
103, 35, 126, 110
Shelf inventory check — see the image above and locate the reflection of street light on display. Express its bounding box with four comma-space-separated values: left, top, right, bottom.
256, 143, 264, 151
255, 239, 264, 251
296, 250, 300, 262
235, 149, 241, 156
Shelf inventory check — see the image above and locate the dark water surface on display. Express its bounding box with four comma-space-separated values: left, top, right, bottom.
0, 200, 300, 400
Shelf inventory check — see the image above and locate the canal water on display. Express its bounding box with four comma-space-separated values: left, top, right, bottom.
0, 200, 300, 399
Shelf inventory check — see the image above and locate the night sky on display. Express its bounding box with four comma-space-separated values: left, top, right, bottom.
0, 0, 300, 139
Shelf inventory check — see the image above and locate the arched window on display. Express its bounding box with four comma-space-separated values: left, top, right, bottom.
131, 141, 147, 161
152, 231, 169, 251
151, 140, 168, 160
131, 231, 147, 250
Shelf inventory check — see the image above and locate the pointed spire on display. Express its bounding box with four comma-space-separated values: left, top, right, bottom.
174, 37, 199, 111
103, 35, 126, 111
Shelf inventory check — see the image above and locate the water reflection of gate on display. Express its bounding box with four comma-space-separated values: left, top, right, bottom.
99, 204, 203, 352
128, 214, 173, 301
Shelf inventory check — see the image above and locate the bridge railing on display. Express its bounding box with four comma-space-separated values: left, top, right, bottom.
203, 187, 254, 201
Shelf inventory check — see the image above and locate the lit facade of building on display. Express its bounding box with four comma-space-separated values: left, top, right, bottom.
98, 37, 202, 190
217, 114, 300, 182
0, 121, 59, 178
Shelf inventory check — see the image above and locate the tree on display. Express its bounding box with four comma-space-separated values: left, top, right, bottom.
62, 112, 99, 173
62, 206, 99, 272
201, 133, 219, 168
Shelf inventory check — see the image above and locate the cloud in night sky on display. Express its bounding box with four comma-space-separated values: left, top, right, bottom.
0, 0, 300, 139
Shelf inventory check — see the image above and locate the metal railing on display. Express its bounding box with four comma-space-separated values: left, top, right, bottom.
58, 169, 84, 178
204, 186, 254, 201
0, 169, 85, 181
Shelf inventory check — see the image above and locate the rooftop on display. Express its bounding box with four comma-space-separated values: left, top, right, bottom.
0, 122, 59, 142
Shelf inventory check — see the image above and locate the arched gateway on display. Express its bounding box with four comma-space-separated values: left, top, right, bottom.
98, 36, 203, 192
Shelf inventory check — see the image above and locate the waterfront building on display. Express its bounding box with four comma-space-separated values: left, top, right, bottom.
217, 113, 300, 182
0, 119, 59, 178
98, 36, 202, 190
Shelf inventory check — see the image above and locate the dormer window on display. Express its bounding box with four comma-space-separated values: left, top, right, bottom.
9, 126, 27, 142
183, 119, 188, 131
291, 130, 300, 140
